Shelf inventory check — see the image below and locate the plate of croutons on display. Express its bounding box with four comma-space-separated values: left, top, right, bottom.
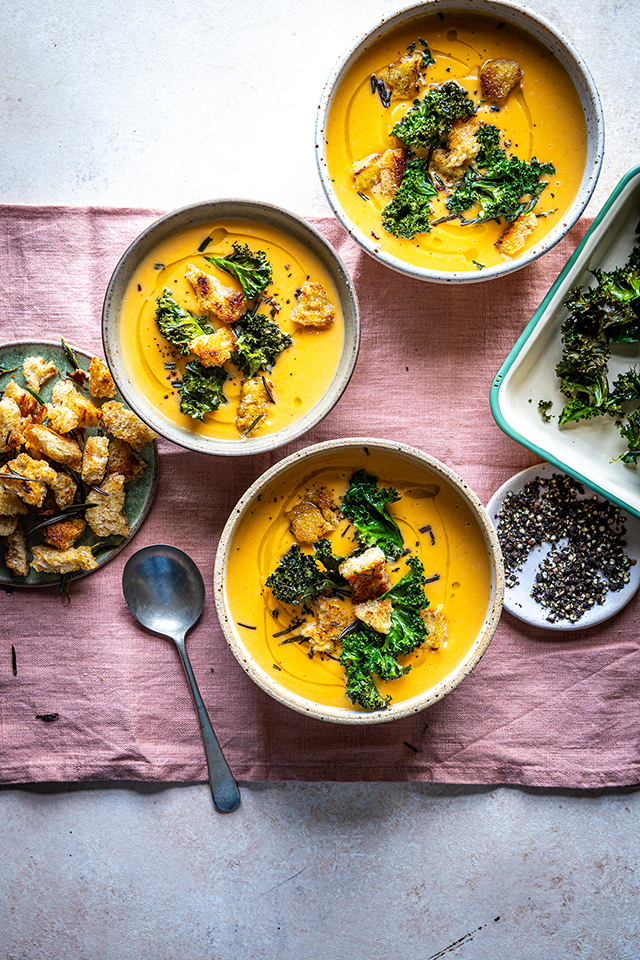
0, 339, 159, 588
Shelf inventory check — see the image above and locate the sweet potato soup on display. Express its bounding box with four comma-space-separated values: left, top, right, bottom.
223, 448, 494, 711
119, 219, 345, 442
323, 11, 588, 271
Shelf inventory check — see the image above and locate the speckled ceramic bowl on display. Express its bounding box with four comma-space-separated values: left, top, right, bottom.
102, 199, 359, 456
316, 0, 603, 284
214, 438, 504, 724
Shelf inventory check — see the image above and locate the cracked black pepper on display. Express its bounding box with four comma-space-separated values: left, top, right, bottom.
496, 473, 634, 623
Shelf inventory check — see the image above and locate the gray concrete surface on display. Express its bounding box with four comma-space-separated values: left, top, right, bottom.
2, 0, 640, 956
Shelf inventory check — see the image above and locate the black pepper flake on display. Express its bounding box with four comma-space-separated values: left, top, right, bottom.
11, 644, 17, 676
36, 713, 59, 722
496, 473, 633, 623
404, 741, 419, 752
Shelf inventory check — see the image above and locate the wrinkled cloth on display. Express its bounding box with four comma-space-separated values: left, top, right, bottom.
1, 205, 638, 789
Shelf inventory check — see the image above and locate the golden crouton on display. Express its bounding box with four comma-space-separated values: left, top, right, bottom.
0, 397, 21, 453
85, 473, 130, 538
421, 603, 448, 649
286, 488, 340, 543
50, 471, 78, 509
185, 264, 246, 323
43, 516, 87, 551
22, 356, 57, 392
106, 438, 146, 482
236, 376, 271, 435
291, 281, 335, 329
432, 117, 482, 181
50, 380, 102, 429
480, 59, 523, 103
0, 515, 18, 536
381, 51, 424, 99
354, 597, 393, 634
3, 379, 38, 418
81, 435, 109, 485
495, 211, 538, 257
30, 544, 98, 574
339, 547, 391, 604
353, 148, 406, 198
22, 423, 82, 471
0, 485, 29, 518
0, 453, 56, 508
299, 596, 350, 655
100, 401, 157, 451
5, 521, 28, 576
88, 356, 116, 399
44, 402, 81, 434
188, 328, 237, 367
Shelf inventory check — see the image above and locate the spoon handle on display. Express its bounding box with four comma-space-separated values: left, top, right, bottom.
174, 638, 240, 812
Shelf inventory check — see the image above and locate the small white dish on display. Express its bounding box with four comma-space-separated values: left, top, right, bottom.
487, 462, 640, 631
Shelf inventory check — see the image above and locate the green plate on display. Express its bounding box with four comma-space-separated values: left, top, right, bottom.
0, 339, 159, 587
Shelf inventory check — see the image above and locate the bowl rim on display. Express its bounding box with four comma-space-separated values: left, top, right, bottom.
315, 0, 604, 284
213, 437, 505, 724
102, 198, 360, 456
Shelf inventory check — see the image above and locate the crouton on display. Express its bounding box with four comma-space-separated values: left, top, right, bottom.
495, 211, 538, 257
22, 423, 82, 471
353, 148, 406, 198
286, 488, 340, 543
299, 596, 350, 655
0, 485, 29, 518
4, 521, 28, 576
3, 379, 38, 417
184, 264, 246, 323
480, 58, 523, 103
45, 403, 81, 434
30, 544, 98, 574
50, 471, 78, 510
432, 116, 482, 181
88, 356, 116, 399
381, 51, 424, 99
106, 438, 146, 482
43, 516, 87, 551
0, 453, 56, 508
0, 515, 18, 536
354, 597, 393, 634
188, 328, 237, 367
50, 380, 102, 429
81, 435, 109, 486
236, 377, 271, 435
85, 473, 130, 538
339, 546, 391, 604
291, 281, 335, 329
22, 356, 57, 392
421, 604, 448, 649
0, 397, 21, 453
100, 401, 157, 451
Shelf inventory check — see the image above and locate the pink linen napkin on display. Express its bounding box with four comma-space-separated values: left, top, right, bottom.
1, 205, 638, 788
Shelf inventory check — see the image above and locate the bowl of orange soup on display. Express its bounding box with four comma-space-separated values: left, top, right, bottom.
316, 0, 603, 283
102, 200, 359, 455
214, 438, 504, 724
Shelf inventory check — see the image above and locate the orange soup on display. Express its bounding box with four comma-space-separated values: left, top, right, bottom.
323, 11, 588, 271
223, 447, 495, 712
119, 219, 345, 442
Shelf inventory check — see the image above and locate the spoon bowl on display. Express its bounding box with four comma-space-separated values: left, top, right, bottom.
123, 544, 240, 812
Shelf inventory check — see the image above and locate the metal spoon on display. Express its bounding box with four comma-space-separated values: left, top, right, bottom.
122, 544, 240, 812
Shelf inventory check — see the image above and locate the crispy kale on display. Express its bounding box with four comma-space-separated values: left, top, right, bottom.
380, 555, 429, 657
205, 242, 273, 300
447, 147, 555, 223
155, 288, 211, 354
339, 632, 393, 711
611, 367, 640, 404
340, 469, 404, 559
563, 250, 640, 343
616, 409, 640, 463
381, 158, 437, 239
265, 540, 347, 606
231, 312, 292, 378
179, 359, 229, 420
390, 81, 475, 151
555, 329, 615, 425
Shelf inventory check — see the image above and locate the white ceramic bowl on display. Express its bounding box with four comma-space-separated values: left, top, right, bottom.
102, 199, 360, 456
214, 438, 504, 724
315, 0, 604, 284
